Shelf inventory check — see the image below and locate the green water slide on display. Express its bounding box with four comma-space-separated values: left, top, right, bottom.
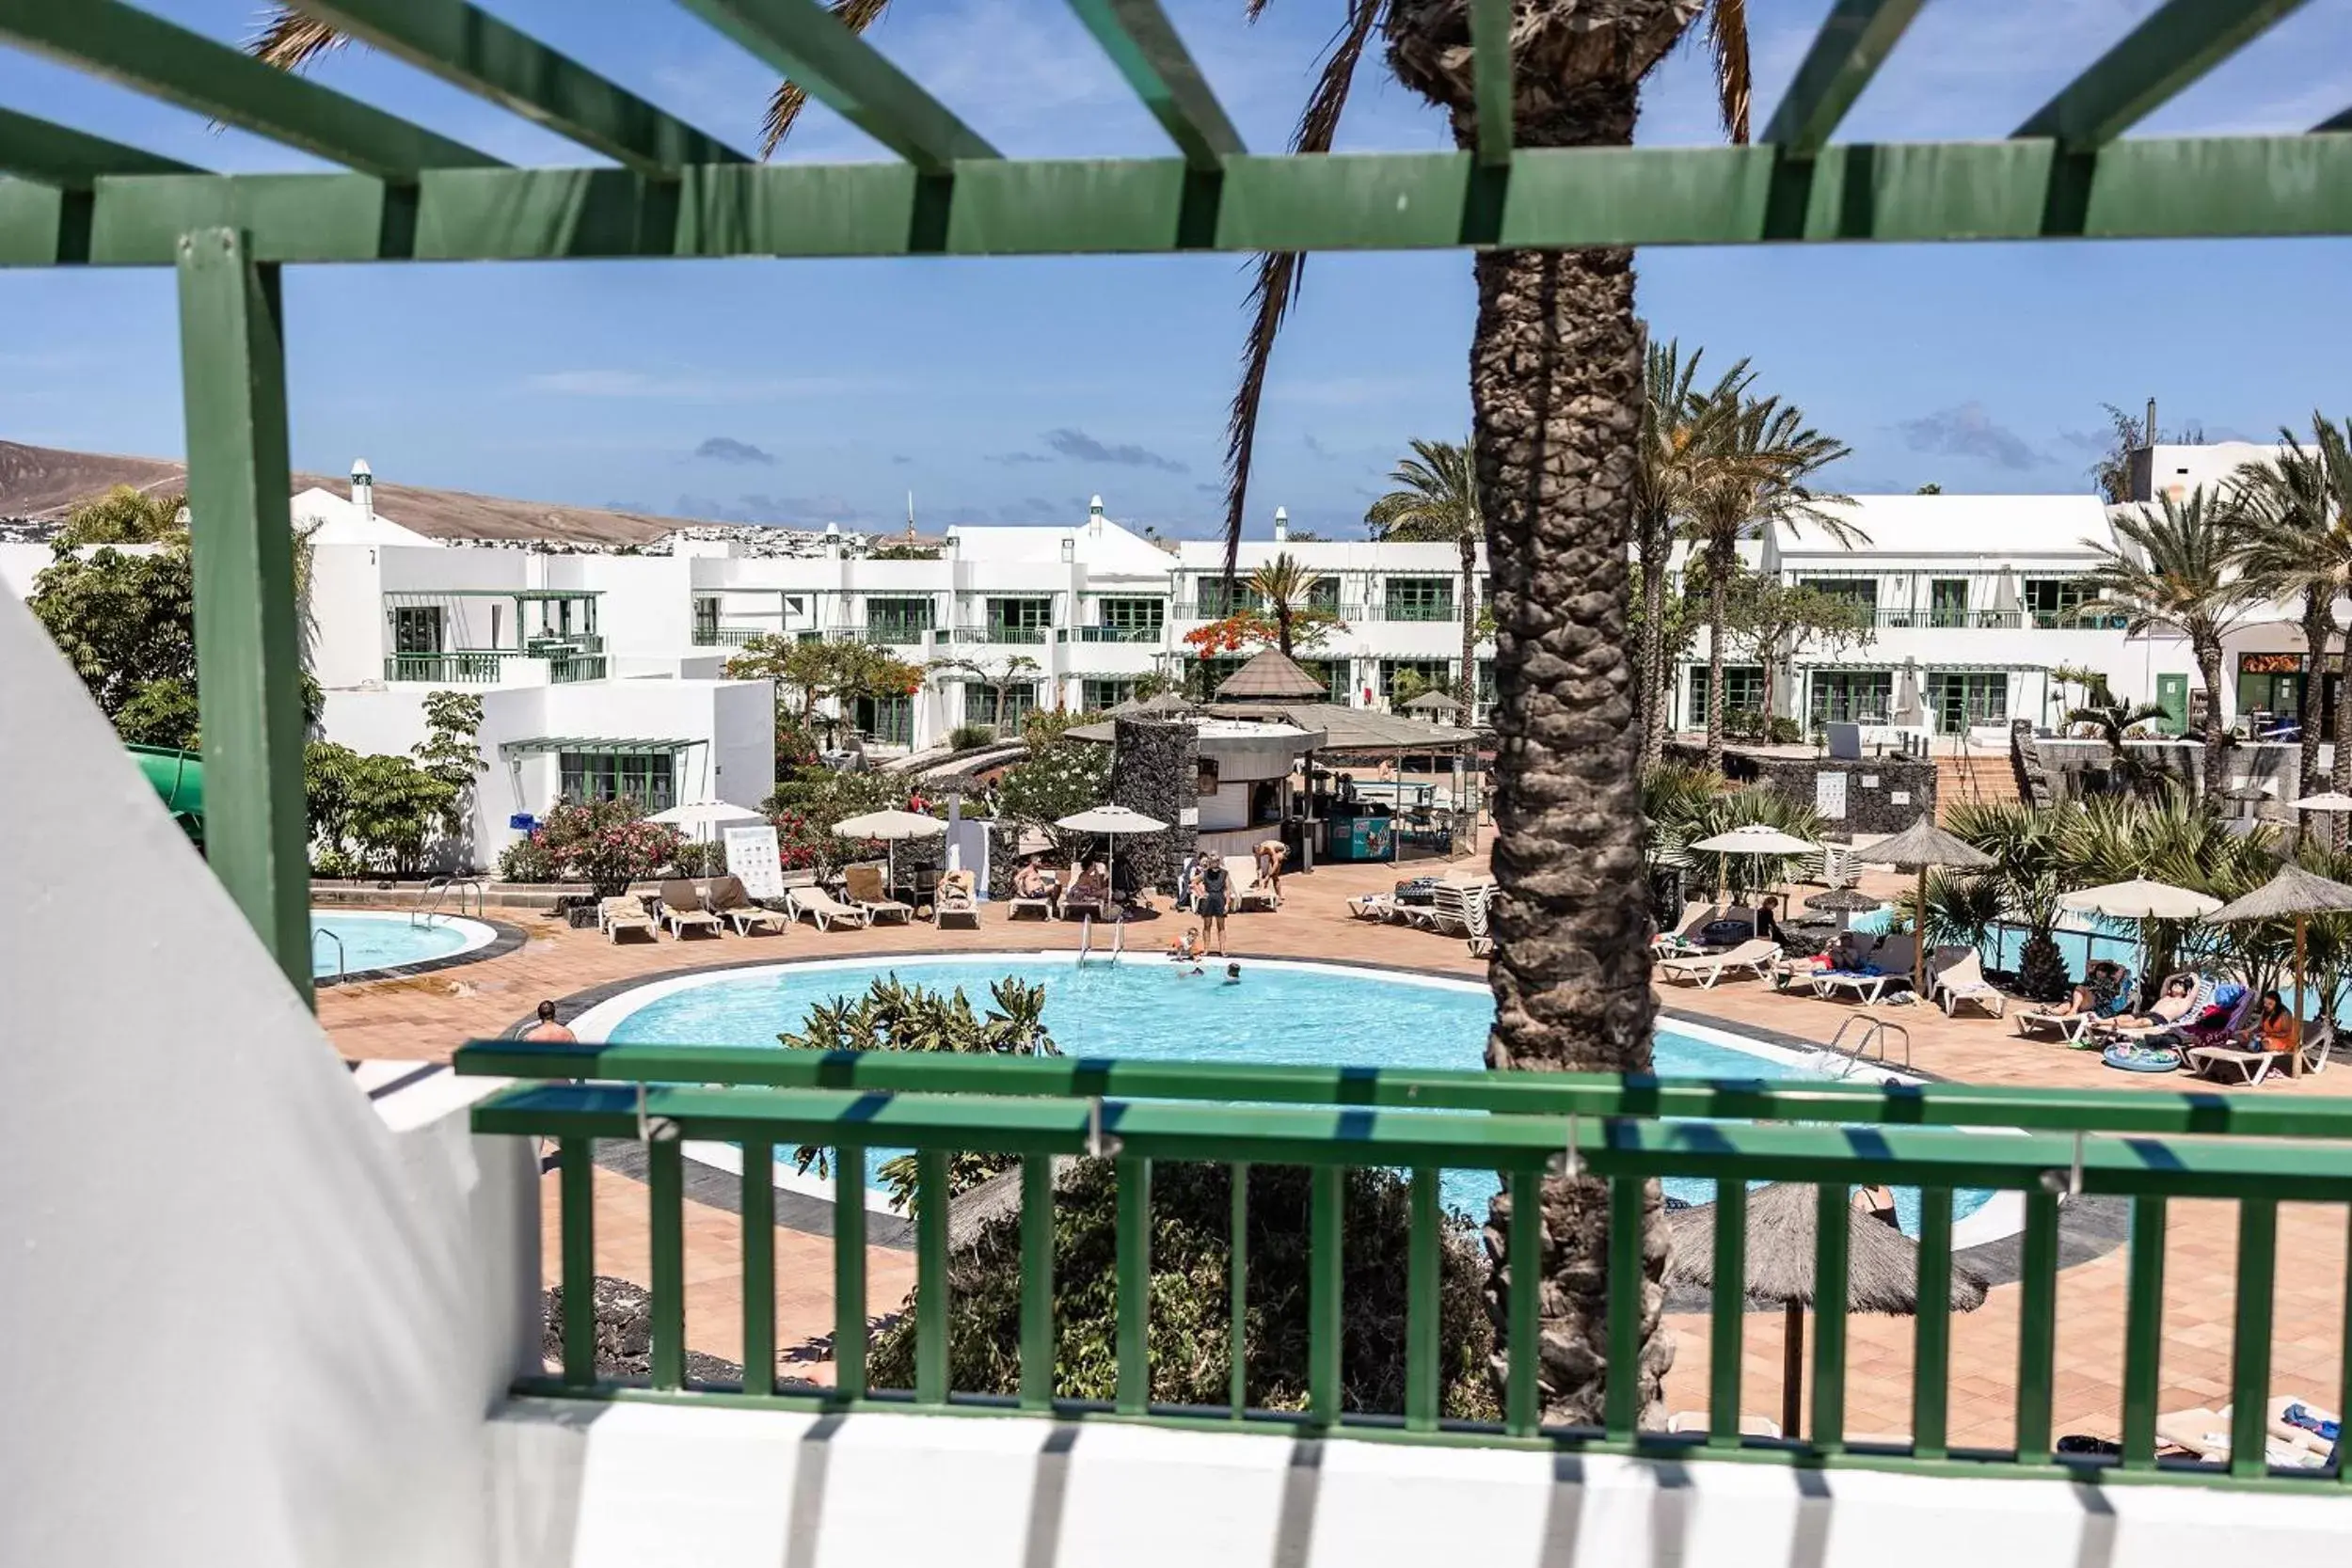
128, 744, 204, 844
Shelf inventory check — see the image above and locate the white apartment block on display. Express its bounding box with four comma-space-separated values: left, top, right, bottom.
7, 440, 2338, 860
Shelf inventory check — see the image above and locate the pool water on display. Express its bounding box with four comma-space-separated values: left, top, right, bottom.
595, 955, 1994, 1234
310, 910, 490, 977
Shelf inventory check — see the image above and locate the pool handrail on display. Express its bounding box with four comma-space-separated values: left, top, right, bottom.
450, 1040, 2352, 1140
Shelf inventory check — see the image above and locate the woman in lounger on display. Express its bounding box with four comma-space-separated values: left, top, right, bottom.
2251, 990, 2298, 1055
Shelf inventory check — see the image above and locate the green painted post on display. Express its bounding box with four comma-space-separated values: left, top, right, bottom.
1019, 1154, 1055, 1411
1507, 1169, 1542, 1436
916, 1148, 950, 1404
741, 1139, 775, 1396
1229, 1161, 1248, 1416
1708, 1180, 1748, 1449
1309, 1165, 1343, 1425
834, 1143, 867, 1399
559, 1136, 596, 1386
2228, 1198, 2279, 1480
1406, 1165, 1440, 1433
175, 227, 311, 1006
1810, 1183, 1851, 1452
2015, 1187, 2060, 1463
1911, 1186, 1953, 1460
2121, 1196, 2169, 1468
2339, 1206, 2351, 1485
1117, 1156, 1152, 1415
1604, 1176, 1643, 1437
648, 1137, 684, 1390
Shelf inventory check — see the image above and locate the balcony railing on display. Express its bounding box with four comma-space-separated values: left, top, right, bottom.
548, 654, 609, 683
691, 626, 765, 647
456, 1042, 2352, 1491
865, 622, 934, 645
946, 625, 1050, 645
384, 650, 508, 683
1379, 600, 1456, 623
1066, 625, 1161, 643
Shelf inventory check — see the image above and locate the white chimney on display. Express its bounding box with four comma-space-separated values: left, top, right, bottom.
350, 458, 373, 523
1273, 505, 1288, 543
1088, 495, 1104, 537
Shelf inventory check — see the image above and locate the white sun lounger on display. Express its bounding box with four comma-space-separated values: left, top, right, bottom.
1656, 938, 1780, 989
1928, 947, 2006, 1018
789, 884, 873, 932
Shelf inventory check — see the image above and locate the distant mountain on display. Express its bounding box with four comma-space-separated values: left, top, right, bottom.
0, 440, 691, 546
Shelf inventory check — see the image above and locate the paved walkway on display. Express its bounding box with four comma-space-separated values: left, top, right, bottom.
326, 851, 2349, 1444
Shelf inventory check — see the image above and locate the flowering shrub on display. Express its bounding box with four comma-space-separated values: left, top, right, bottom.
522, 798, 685, 893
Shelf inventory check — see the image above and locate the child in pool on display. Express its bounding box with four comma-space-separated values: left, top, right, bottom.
1168, 926, 1201, 962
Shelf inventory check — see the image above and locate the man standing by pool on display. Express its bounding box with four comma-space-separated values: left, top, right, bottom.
1193, 856, 1232, 957
523, 1000, 576, 1042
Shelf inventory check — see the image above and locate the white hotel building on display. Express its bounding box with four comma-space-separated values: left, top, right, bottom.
5, 441, 2324, 858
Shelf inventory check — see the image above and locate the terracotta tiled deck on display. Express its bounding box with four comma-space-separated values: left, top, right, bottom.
326, 852, 2349, 1441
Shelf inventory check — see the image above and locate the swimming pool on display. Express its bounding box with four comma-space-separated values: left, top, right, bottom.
310, 909, 498, 979
577, 954, 2002, 1237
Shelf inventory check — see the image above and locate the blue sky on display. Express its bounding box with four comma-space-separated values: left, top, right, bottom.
2, 0, 2348, 537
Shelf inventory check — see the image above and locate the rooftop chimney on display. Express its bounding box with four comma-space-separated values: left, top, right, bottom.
1273, 505, 1288, 544
1088, 495, 1104, 537
350, 458, 373, 523
2144, 398, 2157, 448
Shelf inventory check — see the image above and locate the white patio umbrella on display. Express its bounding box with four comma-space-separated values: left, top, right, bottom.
1688, 822, 1822, 906
2058, 879, 2222, 999
2293, 791, 2352, 847
1055, 804, 1168, 898
833, 807, 947, 891
649, 797, 763, 842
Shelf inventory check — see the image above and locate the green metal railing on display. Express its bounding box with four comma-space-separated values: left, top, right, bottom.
548, 654, 608, 684
456, 1041, 2352, 1489
384, 649, 507, 683
691, 626, 763, 647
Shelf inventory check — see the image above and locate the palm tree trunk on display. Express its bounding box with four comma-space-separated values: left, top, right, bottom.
2334, 644, 2352, 848
1639, 551, 1668, 766
2195, 635, 2228, 799
2299, 590, 2330, 826
1457, 531, 1478, 716
1704, 555, 1728, 773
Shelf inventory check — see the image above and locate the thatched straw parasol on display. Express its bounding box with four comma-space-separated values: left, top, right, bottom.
1860, 816, 1996, 1000
1665, 1182, 1988, 1437
1108, 690, 1197, 717
1804, 887, 1883, 934
2208, 863, 2352, 1071
1213, 648, 1327, 703
1402, 689, 1463, 715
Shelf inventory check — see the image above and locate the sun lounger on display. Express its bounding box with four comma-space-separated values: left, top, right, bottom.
2186, 1019, 2333, 1085
788, 883, 873, 931
705, 875, 788, 936
1009, 873, 1059, 921
656, 879, 723, 939
1428, 879, 1495, 940
843, 864, 914, 924
1657, 938, 1780, 989
1348, 894, 1396, 922
596, 895, 657, 943
2156, 1404, 2334, 1468
933, 869, 980, 929
1928, 947, 2006, 1018
2015, 1005, 2096, 1042
1228, 856, 1278, 912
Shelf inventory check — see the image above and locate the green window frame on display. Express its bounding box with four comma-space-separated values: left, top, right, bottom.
1081, 678, 1136, 710
558, 750, 677, 813
2024, 577, 2118, 628
1690, 664, 1767, 724
985, 596, 1053, 640
1383, 577, 1454, 622
866, 596, 935, 642
1196, 580, 1264, 618
691, 596, 720, 643
1295, 658, 1351, 705
1807, 671, 1893, 725
391, 605, 444, 655
1928, 578, 1969, 628
1096, 597, 1166, 637
1381, 658, 1452, 698
854, 693, 914, 745
1305, 578, 1340, 612
1927, 673, 2009, 734
963, 681, 1039, 726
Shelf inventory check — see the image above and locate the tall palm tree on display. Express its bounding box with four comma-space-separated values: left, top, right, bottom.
2233, 417, 2352, 813
2074, 488, 2254, 800
2066, 701, 2170, 797
1366, 438, 1482, 712
1680, 392, 1855, 773
1632, 341, 1748, 765
1246, 551, 1321, 658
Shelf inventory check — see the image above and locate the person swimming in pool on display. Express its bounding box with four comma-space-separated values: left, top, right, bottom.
1222, 962, 1241, 985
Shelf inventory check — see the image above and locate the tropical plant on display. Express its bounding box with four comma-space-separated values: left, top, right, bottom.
1900, 870, 2005, 955
2231, 415, 2352, 807
2048, 663, 2113, 713
1682, 392, 1857, 772
1632, 341, 1747, 763
1670, 784, 1826, 903
779, 975, 1056, 1206
527, 798, 686, 895
929, 653, 1041, 736
412, 690, 487, 839
2087, 402, 2146, 504
1941, 799, 2076, 1001
1714, 567, 1875, 722
2066, 703, 2171, 797
1247, 551, 1346, 659
301, 739, 461, 878
2073, 487, 2255, 797
55, 484, 183, 546
1365, 438, 1482, 709
727, 636, 924, 726
946, 722, 999, 752
1637, 762, 1728, 874
995, 741, 1113, 863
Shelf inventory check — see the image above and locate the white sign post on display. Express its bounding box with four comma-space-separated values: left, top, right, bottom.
723, 824, 785, 901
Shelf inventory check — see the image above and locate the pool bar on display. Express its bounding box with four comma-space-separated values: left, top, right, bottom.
457, 1042, 2352, 1489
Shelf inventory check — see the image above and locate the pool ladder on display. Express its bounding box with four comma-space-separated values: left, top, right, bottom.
414, 875, 486, 927
1824, 1014, 1911, 1077
311, 927, 346, 986
1074, 913, 1124, 965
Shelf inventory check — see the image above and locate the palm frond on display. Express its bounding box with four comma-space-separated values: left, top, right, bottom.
762, 0, 895, 158
1218, 0, 1383, 586
1704, 0, 1752, 144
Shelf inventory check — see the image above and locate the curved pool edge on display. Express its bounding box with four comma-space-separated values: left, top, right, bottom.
312, 909, 521, 987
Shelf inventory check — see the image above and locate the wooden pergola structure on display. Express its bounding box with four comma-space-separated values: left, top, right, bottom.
3, 0, 2345, 1006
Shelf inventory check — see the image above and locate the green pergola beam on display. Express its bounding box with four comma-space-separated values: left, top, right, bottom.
1062, 0, 1243, 170
0, 0, 501, 182
287, 0, 748, 173
1760, 0, 1926, 156
8, 134, 2351, 267
2013, 0, 2312, 149
1470, 0, 1512, 166
671, 0, 997, 172
0, 106, 202, 187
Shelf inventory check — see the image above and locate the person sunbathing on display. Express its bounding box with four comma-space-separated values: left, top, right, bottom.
2106, 974, 2198, 1031
2251, 990, 2298, 1055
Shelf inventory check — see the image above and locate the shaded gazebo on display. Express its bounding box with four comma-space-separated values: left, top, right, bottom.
1402, 689, 1464, 717
1213, 648, 1329, 704
1666, 1182, 1988, 1437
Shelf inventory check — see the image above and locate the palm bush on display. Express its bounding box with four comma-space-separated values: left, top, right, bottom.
1670, 784, 1827, 902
